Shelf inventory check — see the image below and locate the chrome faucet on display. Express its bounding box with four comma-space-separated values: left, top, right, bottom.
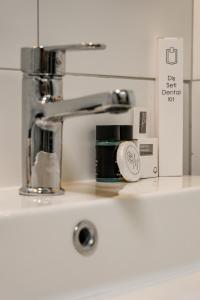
19, 43, 134, 196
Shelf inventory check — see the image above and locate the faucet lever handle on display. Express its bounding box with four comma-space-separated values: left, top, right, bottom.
21, 42, 106, 75
44, 42, 106, 52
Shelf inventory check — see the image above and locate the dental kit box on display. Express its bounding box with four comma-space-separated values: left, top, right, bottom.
134, 138, 158, 178
156, 37, 183, 176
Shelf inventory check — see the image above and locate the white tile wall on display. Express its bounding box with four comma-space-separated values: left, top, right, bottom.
0, 71, 22, 186
40, 0, 192, 78
183, 82, 191, 175
191, 0, 200, 175
0, 0, 37, 68
192, 82, 200, 174
0, 0, 193, 186
193, 0, 200, 79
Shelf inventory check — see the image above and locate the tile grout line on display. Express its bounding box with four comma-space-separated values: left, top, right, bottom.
65, 72, 156, 81
189, 81, 193, 170
0, 68, 21, 71
0, 68, 194, 84
65, 72, 192, 83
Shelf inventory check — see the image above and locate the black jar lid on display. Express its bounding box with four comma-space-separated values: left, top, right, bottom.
96, 125, 133, 141
96, 125, 120, 141
120, 125, 133, 140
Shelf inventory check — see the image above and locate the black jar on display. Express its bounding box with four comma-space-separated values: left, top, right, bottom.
96, 125, 133, 182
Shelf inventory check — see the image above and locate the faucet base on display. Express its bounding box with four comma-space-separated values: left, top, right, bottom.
19, 187, 65, 196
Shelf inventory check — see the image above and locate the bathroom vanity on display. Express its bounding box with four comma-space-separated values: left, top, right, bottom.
0, 176, 200, 299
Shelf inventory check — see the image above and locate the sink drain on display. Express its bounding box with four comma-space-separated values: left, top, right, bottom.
73, 220, 98, 255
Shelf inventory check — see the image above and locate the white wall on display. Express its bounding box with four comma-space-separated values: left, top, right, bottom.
192, 0, 200, 174
0, 0, 193, 186
40, 0, 192, 78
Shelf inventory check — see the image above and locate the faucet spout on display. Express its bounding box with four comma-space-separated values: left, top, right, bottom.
38, 90, 134, 122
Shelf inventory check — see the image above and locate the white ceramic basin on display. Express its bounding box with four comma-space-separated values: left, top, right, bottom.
1, 176, 200, 300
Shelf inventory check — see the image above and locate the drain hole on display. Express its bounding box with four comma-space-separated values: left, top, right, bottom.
73, 220, 98, 255
79, 228, 91, 247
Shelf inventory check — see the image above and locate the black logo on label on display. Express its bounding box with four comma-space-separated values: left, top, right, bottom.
166, 47, 178, 65
125, 146, 140, 175
153, 166, 158, 174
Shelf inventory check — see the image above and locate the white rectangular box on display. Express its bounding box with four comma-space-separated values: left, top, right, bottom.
132, 107, 149, 139
134, 138, 158, 178
156, 37, 183, 176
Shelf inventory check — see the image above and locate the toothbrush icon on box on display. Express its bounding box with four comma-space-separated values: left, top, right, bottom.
166, 47, 178, 65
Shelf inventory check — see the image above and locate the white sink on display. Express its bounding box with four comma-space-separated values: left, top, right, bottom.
1, 176, 200, 300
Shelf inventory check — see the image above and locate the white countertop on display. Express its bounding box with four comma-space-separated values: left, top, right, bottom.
1, 176, 200, 214
118, 175, 200, 197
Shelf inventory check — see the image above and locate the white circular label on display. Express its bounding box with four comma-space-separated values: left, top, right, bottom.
117, 141, 141, 182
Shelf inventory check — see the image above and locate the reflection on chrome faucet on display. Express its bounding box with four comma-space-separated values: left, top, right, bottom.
19, 43, 134, 196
